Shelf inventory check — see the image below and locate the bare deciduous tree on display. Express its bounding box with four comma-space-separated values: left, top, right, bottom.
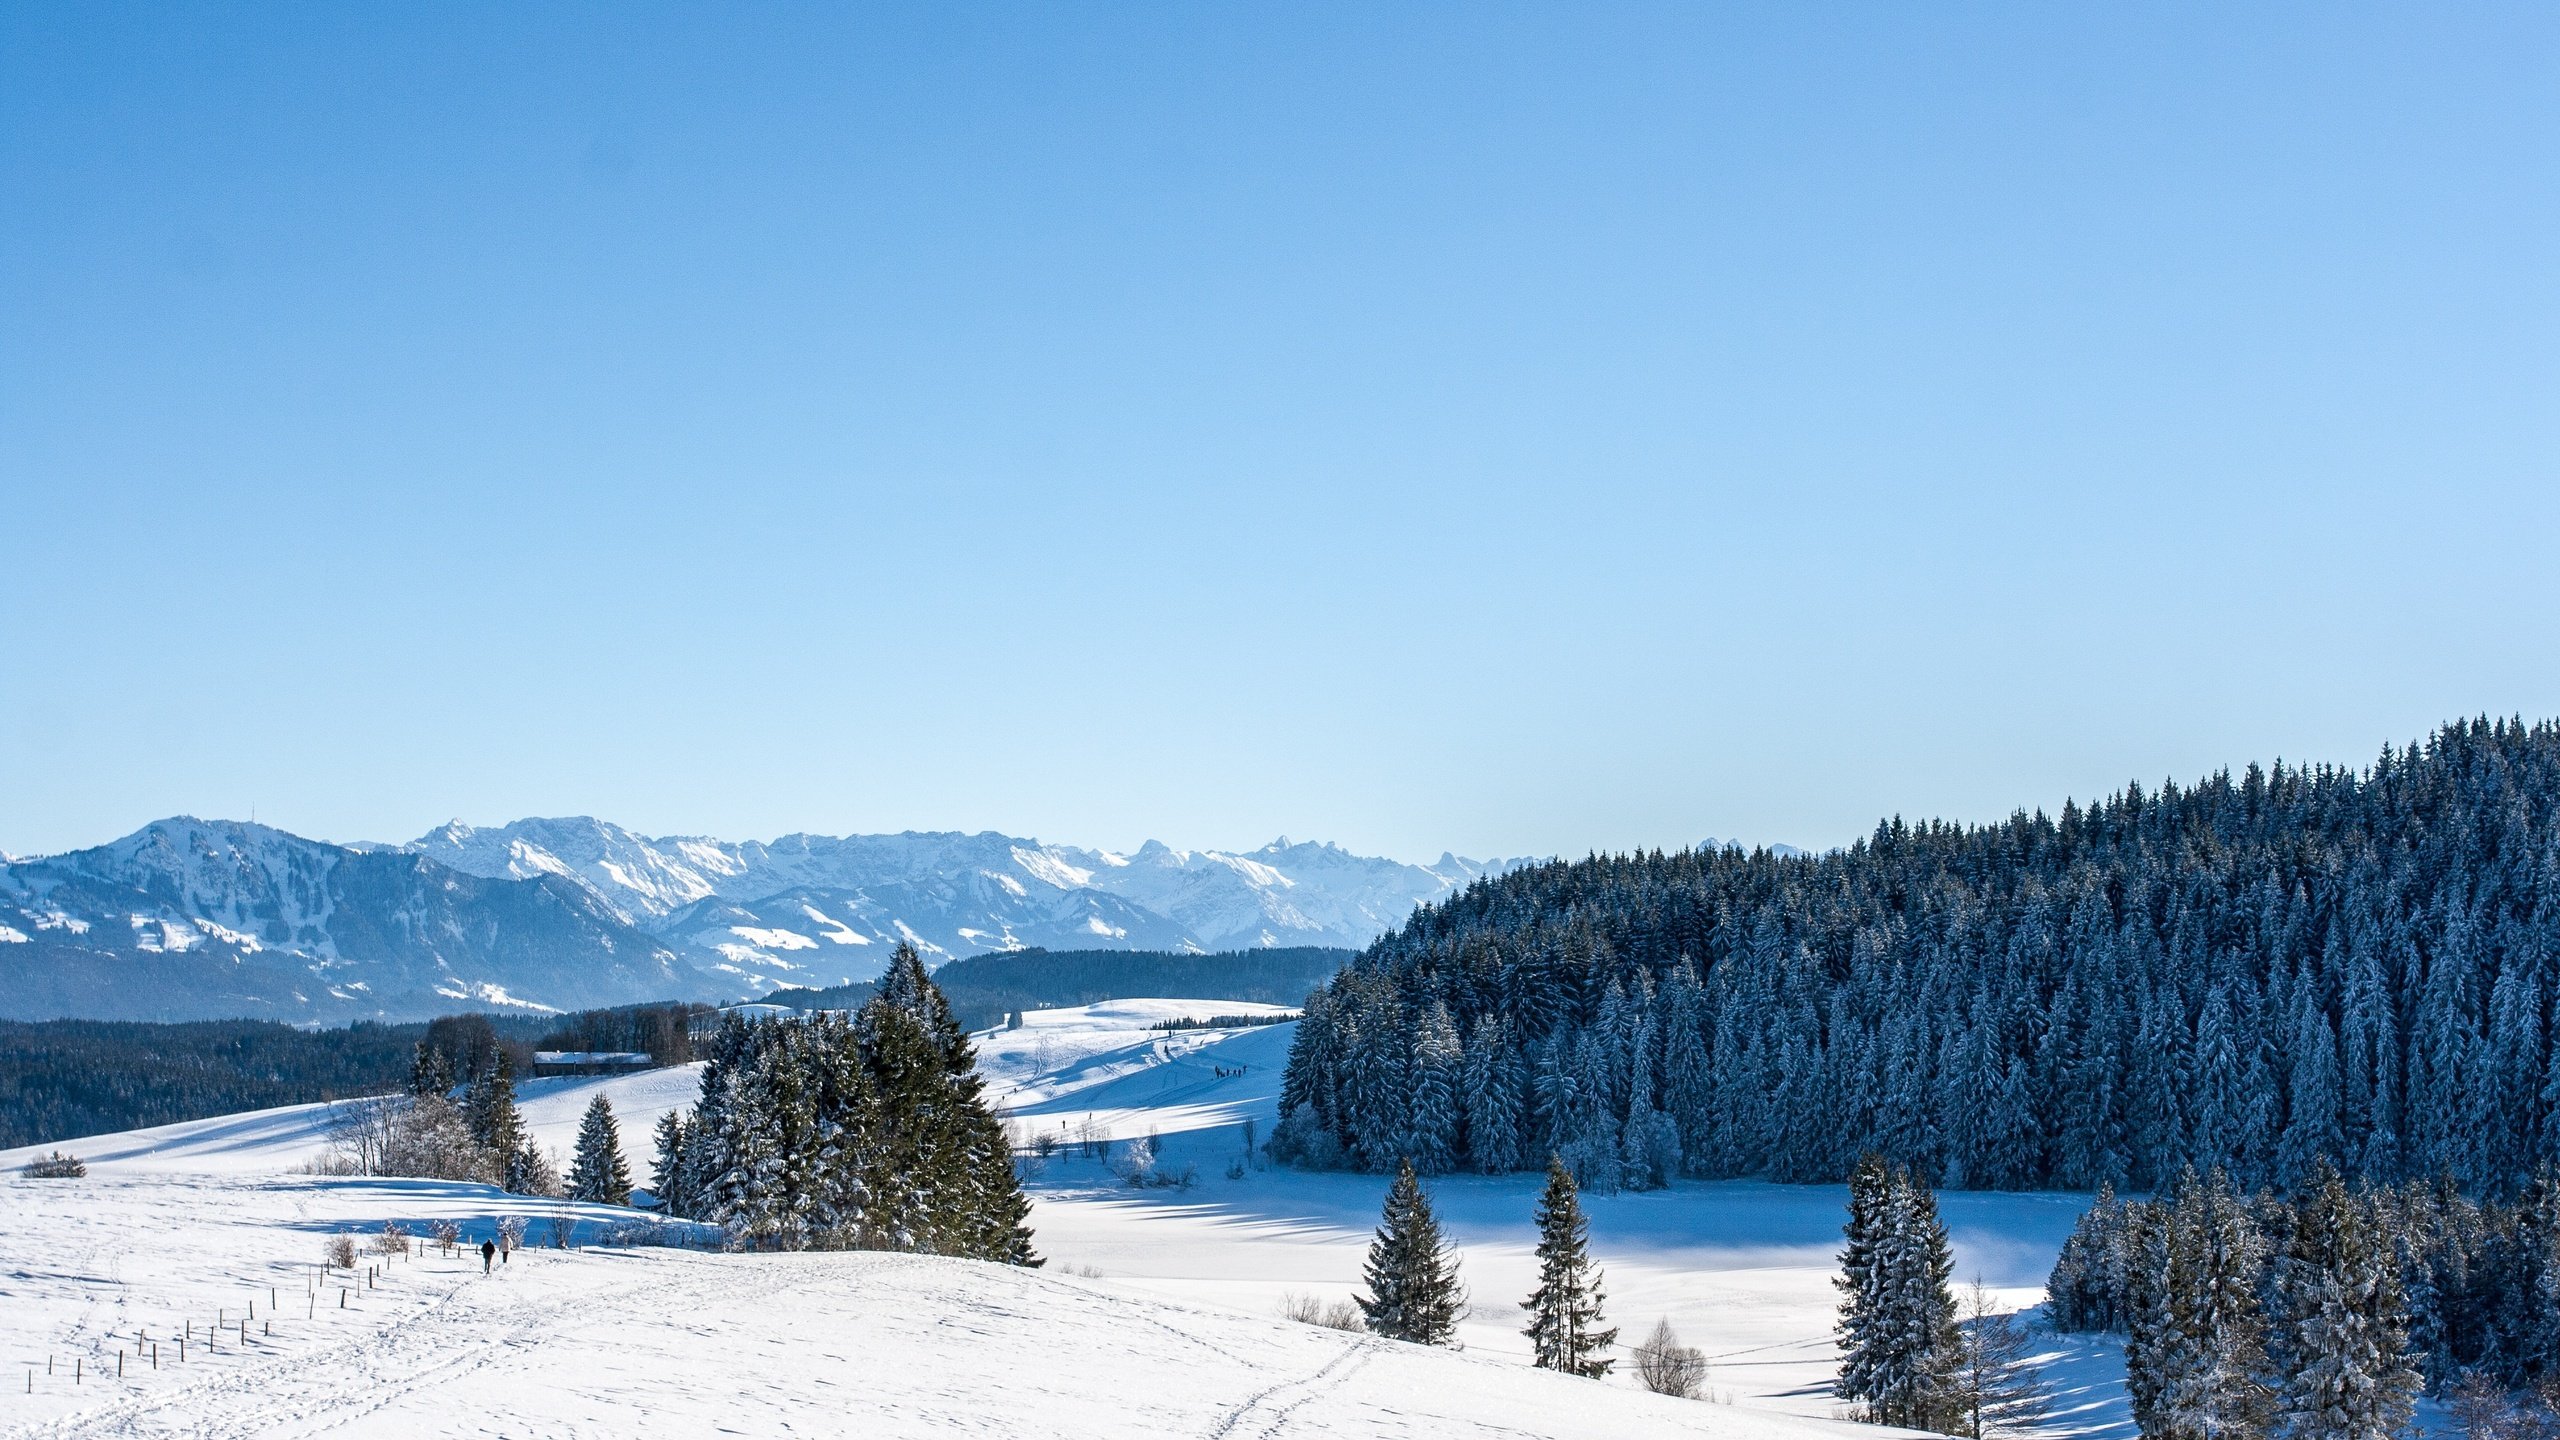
1633, 1317, 1709, 1398
1948, 1284, 2050, 1440
327, 1096, 402, 1176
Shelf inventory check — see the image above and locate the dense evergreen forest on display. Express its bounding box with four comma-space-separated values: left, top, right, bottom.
2, 1000, 709, 1150
1277, 717, 2560, 1194
0, 1018, 427, 1149
769, 945, 1350, 1031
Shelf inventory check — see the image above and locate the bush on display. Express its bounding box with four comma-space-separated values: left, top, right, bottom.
325, 1232, 359, 1269
430, 1218, 461, 1253
1633, 1317, 1708, 1398
375, 1221, 411, 1257
20, 1151, 86, 1179
1279, 1292, 1367, 1332
1108, 1133, 1158, 1186
497, 1215, 528, 1253
380, 1094, 486, 1182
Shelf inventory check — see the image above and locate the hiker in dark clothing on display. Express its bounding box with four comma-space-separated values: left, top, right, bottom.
481, 1239, 496, 1274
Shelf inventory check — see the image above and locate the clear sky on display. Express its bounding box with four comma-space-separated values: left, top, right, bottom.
5, 3, 2557, 863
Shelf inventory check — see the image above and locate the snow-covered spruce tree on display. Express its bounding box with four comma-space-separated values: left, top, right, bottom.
1523, 1153, 1617, 1376
506, 1140, 560, 1198
2049, 1183, 2129, 1333
1356, 1158, 1465, 1345
567, 1093, 633, 1206
2274, 1164, 2419, 1440
1836, 1154, 1897, 1404
650, 1109, 689, 1215
1884, 1168, 1964, 1431
1406, 1003, 1462, 1175
1836, 1157, 1962, 1430
407, 1040, 455, 1098
2134, 1169, 2275, 1440
1461, 1015, 1526, 1174
861, 942, 1040, 1263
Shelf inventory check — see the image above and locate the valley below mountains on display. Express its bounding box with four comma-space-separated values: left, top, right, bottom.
0, 815, 1529, 1024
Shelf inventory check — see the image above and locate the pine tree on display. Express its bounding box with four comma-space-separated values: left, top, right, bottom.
464, 1050, 534, 1190
1523, 1153, 1617, 1376
1406, 1003, 1462, 1174
1356, 1158, 1465, 1344
2137, 1170, 2276, 1440
407, 1040, 454, 1098
566, 1093, 632, 1205
1837, 1154, 1898, 1400
1837, 1158, 1961, 1429
650, 1108, 690, 1215
2274, 1164, 2419, 1440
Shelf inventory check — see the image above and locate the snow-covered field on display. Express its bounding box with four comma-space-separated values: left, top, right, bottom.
0, 1000, 2126, 1438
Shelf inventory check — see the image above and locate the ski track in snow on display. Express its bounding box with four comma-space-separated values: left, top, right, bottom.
2, 998, 2122, 1439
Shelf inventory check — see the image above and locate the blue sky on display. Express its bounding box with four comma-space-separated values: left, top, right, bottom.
5, 3, 2556, 862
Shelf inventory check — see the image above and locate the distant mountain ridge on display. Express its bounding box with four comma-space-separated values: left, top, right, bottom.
403, 817, 1531, 991
0, 816, 1537, 1023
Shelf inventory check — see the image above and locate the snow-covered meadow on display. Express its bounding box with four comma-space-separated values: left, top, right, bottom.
1, 1000, 2125, 1438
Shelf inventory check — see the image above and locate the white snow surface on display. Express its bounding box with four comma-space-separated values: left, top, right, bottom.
0, 1001, 2125, 1439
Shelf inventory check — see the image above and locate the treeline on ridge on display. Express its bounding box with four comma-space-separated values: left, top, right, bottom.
1276, 716, 2560, 1195
1, 999, 708, 1151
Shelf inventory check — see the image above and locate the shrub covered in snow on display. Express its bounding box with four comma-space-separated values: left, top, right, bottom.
19, 1151, 86, 1179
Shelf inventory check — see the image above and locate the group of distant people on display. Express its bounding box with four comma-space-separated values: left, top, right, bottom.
1210, 1064, 1250, 1079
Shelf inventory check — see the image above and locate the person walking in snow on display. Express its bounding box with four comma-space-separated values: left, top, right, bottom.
481, 1239, 495, 1274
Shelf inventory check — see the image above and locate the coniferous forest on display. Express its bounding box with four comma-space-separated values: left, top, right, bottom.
652, 943, 1039, 1264
1276, 717, 2560, 1195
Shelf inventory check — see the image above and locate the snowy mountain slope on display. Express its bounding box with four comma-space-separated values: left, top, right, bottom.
654, 878, 1195, 989
408, 816, 1535, 958
0, 818, 723, 1023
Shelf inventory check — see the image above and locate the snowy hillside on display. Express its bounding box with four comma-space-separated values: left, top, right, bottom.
1, 1000, 2120, 1440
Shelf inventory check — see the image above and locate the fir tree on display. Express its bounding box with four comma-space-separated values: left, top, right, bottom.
464, 1049, 536, 1191
566, 1093, 632, 1206
2274, 1164, 2420, 1440
1837, 1154, 1898, 1400
1357, 1158, 1465, 1344
1837, 1158, 1961, 1430
407, 1040, 454, 1099
650, 1108, 690, 1215
1523, 1153, 1617, 1376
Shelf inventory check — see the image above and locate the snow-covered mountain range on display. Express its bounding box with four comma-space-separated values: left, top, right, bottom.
0, 816, 1533, 1023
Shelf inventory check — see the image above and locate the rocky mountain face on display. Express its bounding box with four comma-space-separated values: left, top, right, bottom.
0, 818, 713, 1023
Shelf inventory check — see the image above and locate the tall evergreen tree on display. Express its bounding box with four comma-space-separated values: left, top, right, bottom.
1838, 1157, 1962, 1429
2273, 1164, 2419, 1440
566, 1093, 633, 1205
1356, 1158, 1465, 1344
650, 1108, 690, 1215
1523, 1154, 1617, 1376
